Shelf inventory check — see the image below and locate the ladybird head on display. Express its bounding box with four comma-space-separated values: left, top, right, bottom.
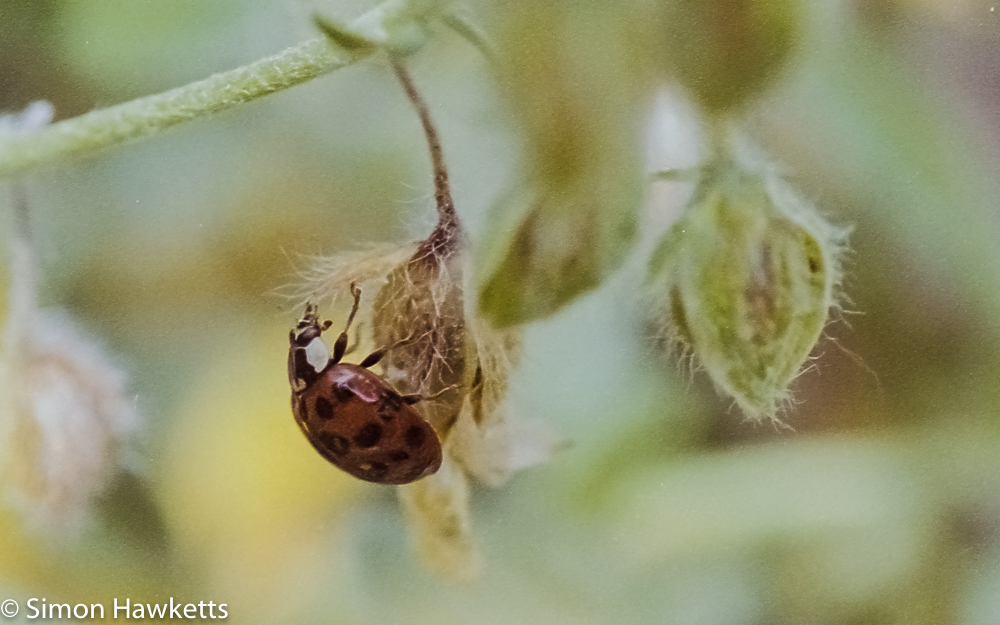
290, 303, 330, 347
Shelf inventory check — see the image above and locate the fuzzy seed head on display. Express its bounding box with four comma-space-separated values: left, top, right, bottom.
372, 247, 467, 434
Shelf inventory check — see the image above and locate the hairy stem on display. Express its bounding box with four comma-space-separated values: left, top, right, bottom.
0, 39, 351, 179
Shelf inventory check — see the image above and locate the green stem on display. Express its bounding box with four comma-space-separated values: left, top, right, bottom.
0, 0, 471, 179
0, 38, 351, 179
704, 113, 734, 163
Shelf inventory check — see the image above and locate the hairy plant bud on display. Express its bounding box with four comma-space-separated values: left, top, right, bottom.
0, 303, 137, 535
0, 103, 137, 535
647, 155, 846, 421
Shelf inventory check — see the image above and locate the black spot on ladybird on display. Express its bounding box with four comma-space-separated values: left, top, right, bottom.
388, 449, 410, 462
318, 431, 350, 456
404, 425, 426, 449
354, 422, 383, 448
378, 393, 402, 420
314, 396, 334, 420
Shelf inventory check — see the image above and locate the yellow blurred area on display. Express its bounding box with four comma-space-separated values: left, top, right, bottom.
158, 319, 364, 618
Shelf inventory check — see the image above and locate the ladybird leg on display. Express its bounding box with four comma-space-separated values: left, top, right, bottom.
400, 384, 459, 405
332, 283, 364, 364
358, 348, 385, 368
343, 322, 364, 357
332, 333, 348, 365
358, 330, 419, 369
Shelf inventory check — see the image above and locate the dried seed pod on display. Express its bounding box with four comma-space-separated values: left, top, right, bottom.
294, 57, 520, 446
367, 57, 467, 436
648, 154, 846, 421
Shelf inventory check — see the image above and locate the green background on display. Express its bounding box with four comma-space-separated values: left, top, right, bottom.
1, 1, 1000, 623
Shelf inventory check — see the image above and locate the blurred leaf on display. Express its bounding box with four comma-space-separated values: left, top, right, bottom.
479, 188, 637, 327
609, 436, 930, 561
660, 0, 802, 112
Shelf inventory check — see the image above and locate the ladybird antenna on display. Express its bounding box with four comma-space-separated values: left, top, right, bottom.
389, 56, 461, 257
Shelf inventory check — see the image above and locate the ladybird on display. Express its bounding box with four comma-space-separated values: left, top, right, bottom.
288, 284, 445, 484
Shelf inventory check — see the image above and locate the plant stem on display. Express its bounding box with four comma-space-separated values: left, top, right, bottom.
389, 57, 462, 258
0, 38, 351, 179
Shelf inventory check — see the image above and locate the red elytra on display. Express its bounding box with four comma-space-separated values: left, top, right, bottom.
288, 286, 443, 485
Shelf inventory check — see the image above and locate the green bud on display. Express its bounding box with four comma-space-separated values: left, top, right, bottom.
648, 156, 846, 421
477, 1, 643, 327
478, 185, 636, 328
661, 0, 801, 112
314, 0, 446, 57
